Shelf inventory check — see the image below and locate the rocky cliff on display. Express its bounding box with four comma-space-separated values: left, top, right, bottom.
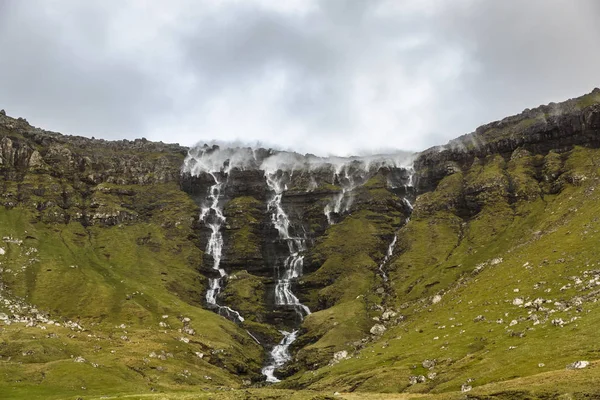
1, 88, 600, 399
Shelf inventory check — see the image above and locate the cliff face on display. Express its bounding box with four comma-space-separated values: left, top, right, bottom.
1, 89, 600, 398
414, 88, 600, 193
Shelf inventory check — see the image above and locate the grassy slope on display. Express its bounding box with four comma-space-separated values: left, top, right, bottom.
285, 146, 600, 398
0, 181, 263, 399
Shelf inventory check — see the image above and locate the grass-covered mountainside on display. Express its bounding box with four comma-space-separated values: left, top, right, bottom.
1, 88, 600, 400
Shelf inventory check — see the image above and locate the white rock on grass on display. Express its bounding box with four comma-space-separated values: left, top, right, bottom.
566, 361, 589, 370
513, 298, 524, 306
382, 310, 397, 320
370, 324, 386, 335
331, 350, 349, 365
0, 247, 5, 255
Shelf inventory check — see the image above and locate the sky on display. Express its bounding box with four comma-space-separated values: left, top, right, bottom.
0, 0, 598, 156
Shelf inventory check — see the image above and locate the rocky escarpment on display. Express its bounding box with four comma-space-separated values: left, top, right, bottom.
415, 88, 600, 193
0, 110, 188, 225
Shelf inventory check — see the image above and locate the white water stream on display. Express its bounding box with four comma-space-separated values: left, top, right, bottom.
262, 172, 311, 382
200, 172, 244, 323
261, 330, 298, 383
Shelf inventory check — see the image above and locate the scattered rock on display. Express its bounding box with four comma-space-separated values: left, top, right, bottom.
552, 318, 565, 327
461, 384, 473, 392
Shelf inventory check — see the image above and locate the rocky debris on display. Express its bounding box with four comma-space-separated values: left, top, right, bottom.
73, 356, 86, 363
0, 291, 84, 331
150, 350, 174, 361
566, 360, 589, 370
422, 359, 436, 369
432, 294, 442, 304
461, 383, 473, 392
180, 317, 195, 336
473, 315, 485, 322
409, 375, 426, 385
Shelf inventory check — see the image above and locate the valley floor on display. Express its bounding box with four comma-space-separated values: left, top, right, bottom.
4, 362, 600, 399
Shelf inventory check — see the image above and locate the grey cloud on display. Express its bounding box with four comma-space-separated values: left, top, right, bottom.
0, 0, 598, 155
0, 1, 169, 139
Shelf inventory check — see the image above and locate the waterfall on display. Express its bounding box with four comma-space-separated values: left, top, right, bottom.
265, 172, 312, 320
200, 172, 244, 323
262, 172, 311, 382
324, 166, 362, 225
378, 168, 415, 282
378, 235, 397, 282
261, 330, 298, 383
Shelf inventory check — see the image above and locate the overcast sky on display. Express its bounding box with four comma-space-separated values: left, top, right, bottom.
0, 0, 598, 156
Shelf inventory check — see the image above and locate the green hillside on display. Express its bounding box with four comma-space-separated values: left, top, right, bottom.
1, 91, 600, 399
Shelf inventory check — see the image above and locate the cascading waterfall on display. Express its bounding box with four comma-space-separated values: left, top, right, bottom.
324, 166, 363, 225
262, 330, 298, 383
265, 173, 312, 318
378, 235, 397, 282
200, 173, 245, 323
377, 168, 415, 282
262, 172, 311, 382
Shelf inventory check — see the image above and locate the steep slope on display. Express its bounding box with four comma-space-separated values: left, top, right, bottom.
280, 90, 600, 397
0, 88, 599, 399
